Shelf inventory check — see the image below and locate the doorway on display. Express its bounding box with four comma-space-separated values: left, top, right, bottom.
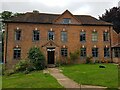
47, 50, 55, 64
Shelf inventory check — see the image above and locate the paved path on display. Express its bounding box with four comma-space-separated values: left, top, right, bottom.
48, 68, 80, 88
45, 68, 107, 89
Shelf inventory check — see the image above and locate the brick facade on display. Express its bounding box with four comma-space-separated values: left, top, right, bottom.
4, 10, 117, 69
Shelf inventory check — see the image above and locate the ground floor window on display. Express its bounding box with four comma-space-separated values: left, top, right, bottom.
104, 47, 110, 57
80, 48, 86, 57
61, 48, 67, 57
92, 48, 98, 57
113, 48, 120, 57
13, 48, 21, 59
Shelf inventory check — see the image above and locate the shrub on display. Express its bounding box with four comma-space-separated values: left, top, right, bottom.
55, 60, 61, 67
86, 56, 93, 64
2, 64, 6, 75
4, 69, 15, 76
28, 47, 45, 70
70, 50, 80, 63
14, 60, 30, 72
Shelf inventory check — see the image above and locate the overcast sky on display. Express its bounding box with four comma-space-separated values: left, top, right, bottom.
0, 0, 120, 18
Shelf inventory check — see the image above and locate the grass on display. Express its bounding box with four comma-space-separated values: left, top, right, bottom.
0, 64, 2, 89
2, 71, 63, 88
60, 64, 118, 88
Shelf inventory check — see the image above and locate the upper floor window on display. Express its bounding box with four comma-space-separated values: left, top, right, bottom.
92, 47, 98, 57
13, 48, 21, 59
33, 30, 40, 41
15, 30, 21, 41
104, 47, 110, 57
80, 47, 86, 57
92, 31, 98, 42
80, 31, 86, 42
103, 31, 109, 41
48, 31, 55, 40
61, 31, 67, 42
63, 18, 71, 24
61, 48, 68, 57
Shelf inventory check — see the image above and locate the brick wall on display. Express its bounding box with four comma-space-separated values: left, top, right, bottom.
4, 22, 113, 69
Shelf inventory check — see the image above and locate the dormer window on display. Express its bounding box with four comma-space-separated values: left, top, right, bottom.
63, 18, 71, 24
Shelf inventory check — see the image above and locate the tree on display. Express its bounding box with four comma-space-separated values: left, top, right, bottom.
99, 7, 120, 33
28, 47, 46, 70
1, 11, 13, 20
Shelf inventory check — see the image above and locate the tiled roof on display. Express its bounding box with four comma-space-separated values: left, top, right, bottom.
3, 11, 112, 26
75, 15, 111, 25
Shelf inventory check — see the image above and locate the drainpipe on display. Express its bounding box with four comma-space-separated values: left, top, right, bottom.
4, 23, 8, 64
109, 26, 113, 62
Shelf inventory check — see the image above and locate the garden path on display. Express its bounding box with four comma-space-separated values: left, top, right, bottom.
44, 68, 107, 89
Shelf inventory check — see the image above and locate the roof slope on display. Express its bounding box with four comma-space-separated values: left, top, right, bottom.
3, 10, 112, 26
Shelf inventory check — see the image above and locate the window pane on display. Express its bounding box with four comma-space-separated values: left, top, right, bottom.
80, 48, 86, 57
63, 18, 71, 24
13, 48, 21, 59
114, 48, 120, 57
33, 30, 39, 41
92, 48, 98, 57
80, 32, 86, 42
92, 32, 98, 41
61, 31, 67, 42
61, 48, 67, 57
15, 30, 21, 40
104, 47, 110, 57
48, 31, 54, 40
103, 32, 109, 41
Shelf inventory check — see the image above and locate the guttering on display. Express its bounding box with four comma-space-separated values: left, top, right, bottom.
3, 20, 112, 26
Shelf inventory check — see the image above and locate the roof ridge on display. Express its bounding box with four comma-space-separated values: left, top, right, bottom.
25, 12, 60, 16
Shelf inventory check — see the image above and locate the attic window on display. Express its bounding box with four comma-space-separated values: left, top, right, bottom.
62, 18, 71, 24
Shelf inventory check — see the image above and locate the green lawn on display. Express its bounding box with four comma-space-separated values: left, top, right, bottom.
0, 64, 2, 89
60, 64, 118, 88
2, 71, 63, 88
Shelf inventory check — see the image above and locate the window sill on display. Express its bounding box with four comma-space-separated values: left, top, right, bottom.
61, 41, 67, 43
13, 58, 21, 60
103, 41, 109, 42
80, 57, 86, 59
15, 40, 22, 42
92, 57, 98, 58
32, 40, 40, 42
92, 41, 98, 42
80, 41, 86, 43
104, 57, 110, 58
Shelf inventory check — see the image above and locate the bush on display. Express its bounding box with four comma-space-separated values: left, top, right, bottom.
4, 70, 15, 76
55, 60, 61, 67
14, 60, 35, 74
14, 60, 30, 72
86, 56, 93, 64
70, 50, 80, 63
28, 47, 45, 70
2, 64, 6, 75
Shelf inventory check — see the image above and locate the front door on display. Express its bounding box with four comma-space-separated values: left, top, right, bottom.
47, 50, 55, 64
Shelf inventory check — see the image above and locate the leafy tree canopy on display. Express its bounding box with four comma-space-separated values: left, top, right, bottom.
1, 11, 13, 20
99, 7, 120, 33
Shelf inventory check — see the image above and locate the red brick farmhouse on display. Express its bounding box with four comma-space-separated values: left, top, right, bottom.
3, 10, 120, 68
